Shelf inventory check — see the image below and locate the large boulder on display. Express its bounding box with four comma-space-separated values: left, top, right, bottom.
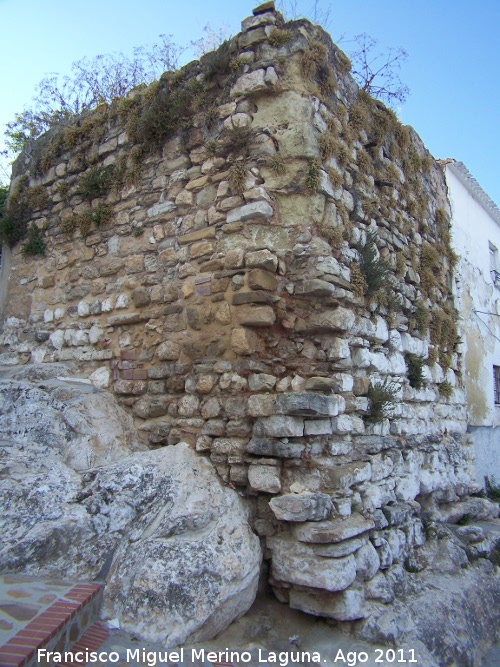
0, 364, 261, 647
0, 363, 145, 470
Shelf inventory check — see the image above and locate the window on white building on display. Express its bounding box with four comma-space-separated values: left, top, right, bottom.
489, 242, 500, 287
494, 366, 500, 405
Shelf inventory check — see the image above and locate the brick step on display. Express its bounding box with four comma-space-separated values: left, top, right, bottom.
0, 583, 103, 667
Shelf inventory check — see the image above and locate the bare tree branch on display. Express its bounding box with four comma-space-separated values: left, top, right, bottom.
348, 33, 409, 106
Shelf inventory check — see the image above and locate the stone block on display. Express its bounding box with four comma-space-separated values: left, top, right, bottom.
248, 373, 277, 391
247, 394, 277, 417
354, 542, 380, 581
293, 513, 375, 544
269, 492, 333, 522
289, 588, 365, 621
303, 377, 337, 392
245, 249, 278, 272
131, 287, 150, 308
233, 291, 272, 305
304, 419, 333, 436
189, 241, 214, 259
295, 279, 335, 297
382, 503, 415, 526
236, 305, 276, 327
227, 328, 258, 361
227, 201, 273, 223
157, 341, 181, 361
304, 307, 356, 333
364, 572, 395, 603
324, 462, 372, 490
254, 416, 304, 438
248, 464, 281, 493
248, 269, 278, 291
246, 438, 304, 458
230, 69, 266, 97
147, 201, 176, 218
178, 227, 216, 244
212, 438, 247, 455
276, 392, 341, 417
272, 547, 356, 592
312, 536, 367, 558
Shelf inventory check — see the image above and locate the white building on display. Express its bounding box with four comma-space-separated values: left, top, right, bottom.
443, 159, 500, 487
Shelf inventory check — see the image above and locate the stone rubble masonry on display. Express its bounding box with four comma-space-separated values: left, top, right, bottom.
0, 1, 478, 627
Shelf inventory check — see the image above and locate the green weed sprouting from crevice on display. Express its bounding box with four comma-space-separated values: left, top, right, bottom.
0, 179, 31, 247
268, 154, 286, 175
21, 224, 46, 257
438, 381, 453, 399
355, 231, 390, 296
78, 165, 115, 202
268, 28, 292, 47
366, 379, 399, 422
305, 159, 321, 191
406, 354, 425, 389
228, 161, 247, 195
485, 476, 500, 501
226, 126, 254, 156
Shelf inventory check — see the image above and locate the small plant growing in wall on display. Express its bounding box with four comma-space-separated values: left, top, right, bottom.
438, 381, 453, 399
305, 159, 321, 191
21, 224, 46, 257
268, 154, 286, 175
355, 231, 390, 297
78, 165, 114, 202
406, 354, 425, 389
228, 161, 247, 195
268, 28, 292, 47
366, 379, 399, 422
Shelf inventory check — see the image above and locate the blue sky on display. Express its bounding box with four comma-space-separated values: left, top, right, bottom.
1, 0, 499, 206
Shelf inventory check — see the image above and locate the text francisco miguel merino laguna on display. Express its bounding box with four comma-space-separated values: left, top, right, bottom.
37, 647, 323, 665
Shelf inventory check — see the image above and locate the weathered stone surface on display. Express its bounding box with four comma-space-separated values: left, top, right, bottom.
271, 542, 356, 592
0, 364, 146, 471
293, 514, 375, 544
246, 438, 304, 458
248, 269, 278, 291
276, 392, 342, 417
289, 587, 366, 621
0, 368, 261, 648
295, 280, 335, 297
354, 541, 380, 581
245, 249, 278, 272
230, 70, 266, 97
312, 536, 368, 558
230, 327, 260, 355
303, 307, 356, 333
269, 492, 333, 522
325, 462, 372, 490
236, 305, 276, 327
226, 201, 273, 223
248, 464, 281, 493
254, 416, 304, 438
157, 341, 181, 361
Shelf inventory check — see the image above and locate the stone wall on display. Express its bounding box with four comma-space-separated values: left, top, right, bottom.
0, 3, 482, 624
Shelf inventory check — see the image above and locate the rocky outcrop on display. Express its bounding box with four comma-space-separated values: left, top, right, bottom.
0, 364, 261, 646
